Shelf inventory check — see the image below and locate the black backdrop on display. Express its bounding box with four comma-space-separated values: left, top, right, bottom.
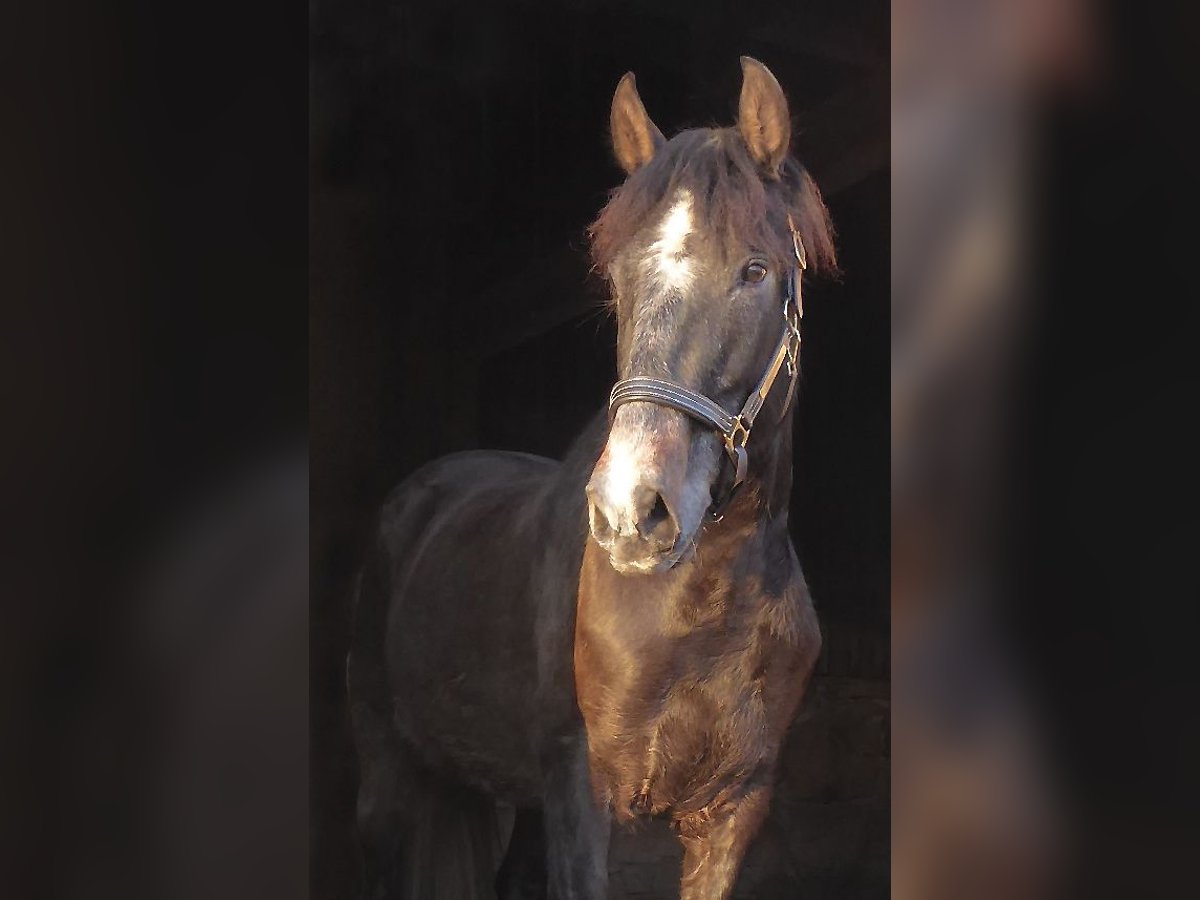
311, 1, 889, 896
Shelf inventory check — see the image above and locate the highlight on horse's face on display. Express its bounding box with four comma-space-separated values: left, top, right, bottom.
586, 59, 797, 575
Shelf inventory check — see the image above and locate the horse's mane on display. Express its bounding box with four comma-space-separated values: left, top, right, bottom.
588, 127, 838, 278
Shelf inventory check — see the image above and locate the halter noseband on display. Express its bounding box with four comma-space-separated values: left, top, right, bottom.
607, 216, 807, 519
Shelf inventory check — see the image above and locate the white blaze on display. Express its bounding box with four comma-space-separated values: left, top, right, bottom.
648, 191, 694, 290
591, 191, 701, 553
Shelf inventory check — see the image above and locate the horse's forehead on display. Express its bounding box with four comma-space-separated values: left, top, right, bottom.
656, 191, 693, 251
613, 184, 741, 286
644, 190, 697, 291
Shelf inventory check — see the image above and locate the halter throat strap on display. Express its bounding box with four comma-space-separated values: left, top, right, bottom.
607, 217, 807, 518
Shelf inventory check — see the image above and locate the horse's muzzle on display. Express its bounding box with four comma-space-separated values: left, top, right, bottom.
585, 404, 710, 575
586, 478, 682, 574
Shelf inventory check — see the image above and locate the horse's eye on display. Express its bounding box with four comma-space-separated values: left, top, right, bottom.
742, 262, 768, 284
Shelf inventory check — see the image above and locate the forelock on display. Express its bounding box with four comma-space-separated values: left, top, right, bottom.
588, 128, 838, 280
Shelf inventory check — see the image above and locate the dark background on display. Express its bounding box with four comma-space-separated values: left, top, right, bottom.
2, 1, 309, 897
311, 1, 889, 896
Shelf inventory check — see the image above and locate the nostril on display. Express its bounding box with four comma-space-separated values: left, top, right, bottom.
643, 493, 670, 531
636, 492, 678, 549
589, 499, 616, 543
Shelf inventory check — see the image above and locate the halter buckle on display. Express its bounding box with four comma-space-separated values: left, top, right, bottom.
787, 214, 807, 271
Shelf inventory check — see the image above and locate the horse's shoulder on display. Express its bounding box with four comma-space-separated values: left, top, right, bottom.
384, 449, 556, 502
415, 448, 559, 479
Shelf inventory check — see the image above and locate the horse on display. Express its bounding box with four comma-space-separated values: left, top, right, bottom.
348, 56, 837, 900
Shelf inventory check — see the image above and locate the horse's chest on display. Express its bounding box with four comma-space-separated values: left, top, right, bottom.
577, 543, 813, 822
601, 656, 772, 820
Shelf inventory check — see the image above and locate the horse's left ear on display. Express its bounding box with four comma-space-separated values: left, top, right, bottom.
737, 56, 790, 174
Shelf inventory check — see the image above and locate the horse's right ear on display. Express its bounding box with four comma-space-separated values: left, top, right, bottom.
610, 72, 664, 176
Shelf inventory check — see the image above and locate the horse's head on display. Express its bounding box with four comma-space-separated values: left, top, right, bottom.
585, 57, 837, 575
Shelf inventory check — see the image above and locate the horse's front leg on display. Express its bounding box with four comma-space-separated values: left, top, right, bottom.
673, 782, 771, 900
542, 733, 611, 900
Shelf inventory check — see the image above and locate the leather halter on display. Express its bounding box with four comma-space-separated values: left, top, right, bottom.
608, 217, 807, 518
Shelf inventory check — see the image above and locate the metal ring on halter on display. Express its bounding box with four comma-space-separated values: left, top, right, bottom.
726, 417, 750, 451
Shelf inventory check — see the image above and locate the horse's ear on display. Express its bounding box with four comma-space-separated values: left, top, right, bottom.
737, 56, 790, 174
610, 72, 664, 176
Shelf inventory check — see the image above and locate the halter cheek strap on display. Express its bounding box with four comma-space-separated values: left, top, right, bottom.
607, 216, 807, 518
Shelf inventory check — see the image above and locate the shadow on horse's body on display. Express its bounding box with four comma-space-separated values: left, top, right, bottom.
349, 58, 835, 900
351, 421, 606, 899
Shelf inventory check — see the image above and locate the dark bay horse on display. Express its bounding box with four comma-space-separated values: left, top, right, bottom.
348, 57, 837, 900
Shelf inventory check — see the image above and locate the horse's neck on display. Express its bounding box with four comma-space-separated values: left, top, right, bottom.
743, 405, 796, 525
543, 412, 609, 527
557, 411, 609, 486
672, 416, 798, 615
679, 408, 798, 579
